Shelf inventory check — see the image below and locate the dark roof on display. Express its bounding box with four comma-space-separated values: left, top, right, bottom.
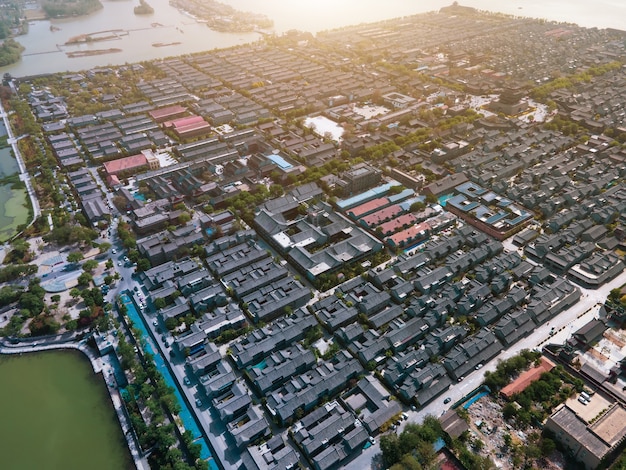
573, 319, 607, 344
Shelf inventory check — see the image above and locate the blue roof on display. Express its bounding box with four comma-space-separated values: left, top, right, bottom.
267, 153, 293, 170
455, 181, 488, 198
388, 188, 415, 203
336, 181, 400, 209
399, 196, 426, 211
485, 212, 509, 225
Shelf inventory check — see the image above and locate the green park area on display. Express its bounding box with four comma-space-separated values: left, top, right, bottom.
0, 351, 133, 470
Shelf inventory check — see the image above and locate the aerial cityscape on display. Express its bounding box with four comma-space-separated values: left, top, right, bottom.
0, 1, 626, 470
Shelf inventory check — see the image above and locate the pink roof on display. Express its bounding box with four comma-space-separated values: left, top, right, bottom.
176, 121, 211, 133
361, 204, 403, 227
103, 153, 148, 175
106, 174, 121, 186
386, 221, 430, 246
349, 197, 389, 219
378, 213, 417, 235
172, 115, 206, 128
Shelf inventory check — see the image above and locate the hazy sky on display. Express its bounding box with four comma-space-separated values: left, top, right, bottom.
225, 0, 626, 32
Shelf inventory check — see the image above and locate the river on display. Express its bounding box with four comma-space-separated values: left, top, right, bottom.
2, 0, 624, 78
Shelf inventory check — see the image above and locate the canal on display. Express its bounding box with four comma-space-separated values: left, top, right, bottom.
0, 351, 133, 470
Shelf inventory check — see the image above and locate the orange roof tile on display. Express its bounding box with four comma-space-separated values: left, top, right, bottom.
103, 153, 148, 175
501, 356, 555, 399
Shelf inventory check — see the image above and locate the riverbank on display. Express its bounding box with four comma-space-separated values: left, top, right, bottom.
0, 0, 259, 77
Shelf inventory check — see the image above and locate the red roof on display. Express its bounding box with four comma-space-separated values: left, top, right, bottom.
149, 105, 187, 122
164, 115, 206, 129
386, 221, 430, 246
501, 356, 555, 399
103, 153, 148, 175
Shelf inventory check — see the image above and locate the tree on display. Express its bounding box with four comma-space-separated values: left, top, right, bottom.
19, 292, 44, 315
399, 431, 420, 454
425, 193, 438, 204
29, 314, 60, 336
410, 201, 426, 212
160, 393, 181, 415
98, 242, 112, 253
77, 272, 92, 286
137, 258, 151, 272
82, 260, 99, 273
165, 317, 178, 331
69, 288, 81, 299
154, 298, 166, 310
67, 251, 84, 263
178, 212, 192, 224
380, 434, 402, 467
540, 437, 556, 456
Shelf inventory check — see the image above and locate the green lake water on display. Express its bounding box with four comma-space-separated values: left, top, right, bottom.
0, 146, 18, 178
0, 183, 29, 242
0, 351, 133, 470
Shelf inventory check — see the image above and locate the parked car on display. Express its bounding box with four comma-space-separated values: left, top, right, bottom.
443, 397, 451, 404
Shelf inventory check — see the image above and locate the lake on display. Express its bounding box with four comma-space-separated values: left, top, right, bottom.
0, 184, 29, 242
2, 0, 624, 77
0, 351, 133, 470
0, 146, 19, 178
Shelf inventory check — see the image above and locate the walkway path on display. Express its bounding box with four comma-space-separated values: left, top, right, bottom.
0, 98, 40, 228
0, 335, 149, 470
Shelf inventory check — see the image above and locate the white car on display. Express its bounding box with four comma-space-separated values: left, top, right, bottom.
112, 249, 116, 254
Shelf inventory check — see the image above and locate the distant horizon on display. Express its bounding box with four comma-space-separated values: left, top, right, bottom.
2, 0, 624, 77
224, 0, 626, 33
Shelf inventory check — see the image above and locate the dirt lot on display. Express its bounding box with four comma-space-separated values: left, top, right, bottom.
466, 394, 566, 470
